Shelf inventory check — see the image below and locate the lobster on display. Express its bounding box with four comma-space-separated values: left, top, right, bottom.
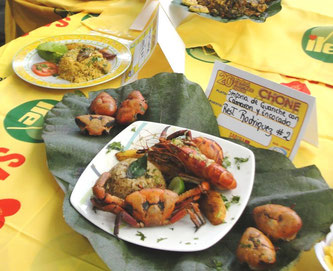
148, 127, 236, 190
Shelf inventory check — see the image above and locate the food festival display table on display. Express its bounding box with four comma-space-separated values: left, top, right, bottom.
1, 1, 333, 270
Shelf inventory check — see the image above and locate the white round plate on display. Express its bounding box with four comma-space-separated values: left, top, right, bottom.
12, 34, 132, 89
70, 121, 256, 252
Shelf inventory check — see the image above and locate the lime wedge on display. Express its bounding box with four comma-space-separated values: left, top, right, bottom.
168, 177, 185, 194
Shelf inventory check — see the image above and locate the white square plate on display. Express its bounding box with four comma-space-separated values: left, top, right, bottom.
315, 223, 333, 271
70, 121, 255, 252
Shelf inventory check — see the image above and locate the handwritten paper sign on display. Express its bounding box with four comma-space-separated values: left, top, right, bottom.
206, 62, 317, 159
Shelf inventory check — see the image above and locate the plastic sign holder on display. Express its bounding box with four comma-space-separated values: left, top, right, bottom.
205, 61, 318, 159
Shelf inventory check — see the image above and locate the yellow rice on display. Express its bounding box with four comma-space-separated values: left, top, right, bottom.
58, 43, 111, 83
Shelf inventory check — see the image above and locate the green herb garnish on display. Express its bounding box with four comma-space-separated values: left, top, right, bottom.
136, 231, 146, 241
157, 237, 167, 243
222, 195, 240, 210
234, 157, 249, 169
126, 154, 148, 179
230, 195, 240, 204
225, 201, 231, 210
107, 142, 124, 153
89, 56, 103, 64
222, 156, 231, 168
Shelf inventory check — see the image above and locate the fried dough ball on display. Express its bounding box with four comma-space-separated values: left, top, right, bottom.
90, 92, 117, 116
253, 204, 302, 241
116, 90, 148, 125
237, 227, 276, 270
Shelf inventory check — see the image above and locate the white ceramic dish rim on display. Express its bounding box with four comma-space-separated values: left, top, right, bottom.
315, 223, 333, 271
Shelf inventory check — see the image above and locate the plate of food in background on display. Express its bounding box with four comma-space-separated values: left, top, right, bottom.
12, 34, 132, 89
174, 0, 282, 23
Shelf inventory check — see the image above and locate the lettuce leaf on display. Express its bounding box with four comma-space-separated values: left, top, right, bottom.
37, 41, 68, 63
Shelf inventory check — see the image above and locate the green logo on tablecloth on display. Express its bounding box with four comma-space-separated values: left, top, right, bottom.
186, 46, 229, 63
81, 14, 99, 21
4, 100, 58, 143
302, 26, 333, 63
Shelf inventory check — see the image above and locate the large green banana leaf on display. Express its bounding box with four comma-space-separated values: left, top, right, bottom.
42, 72, 333, 271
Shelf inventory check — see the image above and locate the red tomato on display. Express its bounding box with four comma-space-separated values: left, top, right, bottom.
32, 61, 58, 76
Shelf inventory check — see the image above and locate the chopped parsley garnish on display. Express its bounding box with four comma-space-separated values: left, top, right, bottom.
136, 231, 146, 241
222, 156, 231, 168
91, 56, 102, 63
230, 195, 240, 204
234, 157, 249, 169
225, 201, 231, 210
222, 195, 240, 210
107, 142, 124, 153
157, 237, 167, 243
131, 127, 136, 132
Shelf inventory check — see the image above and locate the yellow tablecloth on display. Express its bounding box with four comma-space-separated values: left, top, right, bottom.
1, 3, 333, 271
5, 0, 147, 42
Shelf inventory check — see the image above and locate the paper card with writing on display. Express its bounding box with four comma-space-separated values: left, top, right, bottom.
122, 2, 159, 84
205, 62, 317, 160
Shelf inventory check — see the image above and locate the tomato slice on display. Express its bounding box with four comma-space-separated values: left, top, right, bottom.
32, 61, 58, 76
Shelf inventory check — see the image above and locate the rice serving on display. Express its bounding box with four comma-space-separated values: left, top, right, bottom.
105, 158, 166, 199
58, 43, 111, 83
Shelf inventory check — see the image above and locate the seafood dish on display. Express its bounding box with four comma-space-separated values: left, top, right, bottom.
181, 0, 275, 20
70, 121, 255, 252
91, 125, 239, 236
237, 204, 302, 270
93, 158, 166, 199
237, 227, 276, 270
253, 204, 302, 241
75, 91, 148, 136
